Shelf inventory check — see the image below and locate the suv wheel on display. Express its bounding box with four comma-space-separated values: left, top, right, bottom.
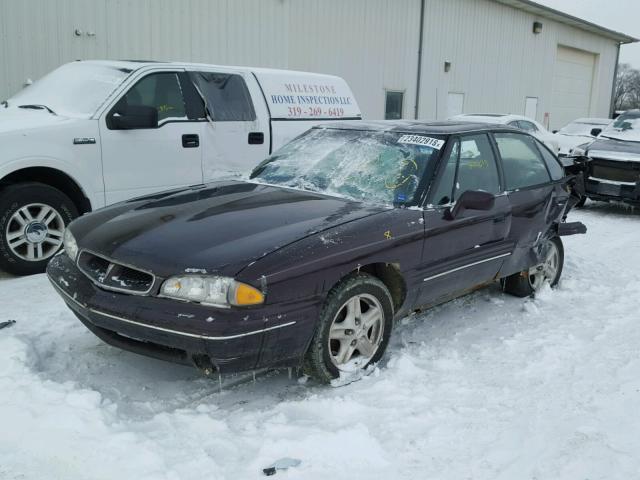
0, 183, 79, 275
503, 236, 564, 297
304, 273, 394, 383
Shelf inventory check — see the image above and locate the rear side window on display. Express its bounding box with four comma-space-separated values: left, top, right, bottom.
518, 121, 538, 133
190, 72, 256, 121
431, 134, 501, 205
120, 72, 187, 122
536, 141, 564, 180
494, 133, 551, 189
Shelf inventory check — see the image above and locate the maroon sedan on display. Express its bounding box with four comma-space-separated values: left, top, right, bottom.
47, 121, 585, 382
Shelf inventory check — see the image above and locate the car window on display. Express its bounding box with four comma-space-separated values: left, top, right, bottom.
494, 133, 551, 189
431, 134, 500, 205
120, 72, 187, 122
189, 72, 256, 121
536, 141, 564, 180
507, 120, 521, 129
519, 121, 538, 133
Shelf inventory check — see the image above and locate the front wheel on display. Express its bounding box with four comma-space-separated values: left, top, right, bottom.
304, 274, 394, 383
0, 183, 78, 275
503, 236, 564, 297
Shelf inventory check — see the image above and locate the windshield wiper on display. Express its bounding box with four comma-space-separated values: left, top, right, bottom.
18, 104, 56, 115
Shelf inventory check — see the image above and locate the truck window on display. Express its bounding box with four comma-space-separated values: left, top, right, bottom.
117, 72, 187, 123
189, 72, 256, 121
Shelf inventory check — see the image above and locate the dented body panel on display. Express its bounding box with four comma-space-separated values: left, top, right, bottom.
47, 121, 586, 374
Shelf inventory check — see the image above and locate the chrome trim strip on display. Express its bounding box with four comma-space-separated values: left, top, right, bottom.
588, 176, 637, 186
49, 275, 296, 341
423, 252, 511, 282
590, 150, 640, 162
77, 249, 156, 296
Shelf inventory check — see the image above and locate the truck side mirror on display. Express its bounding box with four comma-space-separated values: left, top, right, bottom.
590, 128, 602, 137
444, 190, 495, 220
109, 105, 159, 130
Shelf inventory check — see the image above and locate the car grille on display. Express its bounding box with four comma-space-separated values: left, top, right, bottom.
77, 251, 155, 294
590, 158, 640, 184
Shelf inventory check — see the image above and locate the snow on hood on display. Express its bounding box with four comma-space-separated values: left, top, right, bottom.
0, 106, 75, 135
600, 113, 640, 142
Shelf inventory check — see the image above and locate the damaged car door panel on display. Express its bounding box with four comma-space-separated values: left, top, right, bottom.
47, 122, 586, 383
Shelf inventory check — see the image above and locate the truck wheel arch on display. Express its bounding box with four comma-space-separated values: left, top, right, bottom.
0, 167, 92, 214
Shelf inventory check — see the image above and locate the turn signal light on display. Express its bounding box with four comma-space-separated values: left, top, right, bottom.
233, 283, 265, 306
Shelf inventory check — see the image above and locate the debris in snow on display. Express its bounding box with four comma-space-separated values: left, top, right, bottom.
0, 320, 16, 330
262, 457, 302, 476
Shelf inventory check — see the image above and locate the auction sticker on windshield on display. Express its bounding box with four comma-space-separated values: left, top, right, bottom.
397, 135, 445, 150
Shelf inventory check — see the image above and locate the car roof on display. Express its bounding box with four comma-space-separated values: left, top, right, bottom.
314, 120, 522, 135
571, 117, 611, 125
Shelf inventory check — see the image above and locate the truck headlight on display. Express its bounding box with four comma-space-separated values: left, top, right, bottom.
160, 275, 265, 307
63, 228, 79, 262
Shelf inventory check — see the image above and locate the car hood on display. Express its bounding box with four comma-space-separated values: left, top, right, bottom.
556, 134, 593, 153
71, 180, 387, 278
586, 136, 640, 160
0, 106, 73, 135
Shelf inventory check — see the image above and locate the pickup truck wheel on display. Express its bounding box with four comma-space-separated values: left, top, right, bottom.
303, 274, 394, 383
503, 236, 564, 298
0, 183, 78, 275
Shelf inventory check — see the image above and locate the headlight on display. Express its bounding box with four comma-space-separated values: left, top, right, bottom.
63, 228, 79, 262
160, 275, 265, 307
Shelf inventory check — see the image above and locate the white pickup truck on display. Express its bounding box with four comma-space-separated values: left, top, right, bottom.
0, 60, 361, 274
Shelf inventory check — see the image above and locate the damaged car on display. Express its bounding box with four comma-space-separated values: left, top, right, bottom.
568, 110, 640, 207
47, 121, 586, 383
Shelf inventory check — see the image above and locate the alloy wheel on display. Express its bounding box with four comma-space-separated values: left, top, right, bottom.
328, 293, 385, 371
528, 239, 560, 290
6, 203, 65, 262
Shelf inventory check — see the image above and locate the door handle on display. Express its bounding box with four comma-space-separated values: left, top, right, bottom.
248, 132, 264, 145
182, 134, 199, 148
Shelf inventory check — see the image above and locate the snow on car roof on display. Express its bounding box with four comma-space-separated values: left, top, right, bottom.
314, 120, 521, 135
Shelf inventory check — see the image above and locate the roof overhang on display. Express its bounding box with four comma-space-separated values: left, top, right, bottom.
493, 0, 638, 44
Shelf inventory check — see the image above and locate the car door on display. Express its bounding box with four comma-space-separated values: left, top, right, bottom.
415, 133, 513, 307
187, 68, 270, 179
100, 70, 204, 204
492, 132, 562, 275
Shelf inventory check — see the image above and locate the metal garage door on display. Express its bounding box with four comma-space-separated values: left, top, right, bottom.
550, 46, 596, 130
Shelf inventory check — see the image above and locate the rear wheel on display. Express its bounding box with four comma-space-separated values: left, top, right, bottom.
503, 236, 564, 297
304, 274, 394, 383
0, 183, 78, 275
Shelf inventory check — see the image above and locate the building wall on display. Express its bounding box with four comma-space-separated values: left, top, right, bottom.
0, 0, 620, 129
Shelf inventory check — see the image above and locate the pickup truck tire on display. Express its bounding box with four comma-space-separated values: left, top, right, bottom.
303, 273, 393, 383
0, 182, 78, 276
503, 236, 564, 297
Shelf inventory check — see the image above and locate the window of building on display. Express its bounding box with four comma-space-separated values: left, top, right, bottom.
385, 90, 404, 120
494, 133, 552, 189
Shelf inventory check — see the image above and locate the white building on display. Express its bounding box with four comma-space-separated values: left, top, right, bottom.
0, 0, 635, 130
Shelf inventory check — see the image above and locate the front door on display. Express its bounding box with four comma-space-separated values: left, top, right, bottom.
188, 69, 270, 179
416, 133, 513, 307
100, 70, 204, 204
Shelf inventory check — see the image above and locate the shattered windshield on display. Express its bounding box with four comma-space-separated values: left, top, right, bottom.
601, 112, 640, 142
250, 128, 445, 206
7, 62, 131, 118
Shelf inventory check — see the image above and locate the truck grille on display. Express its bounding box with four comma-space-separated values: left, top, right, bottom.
590, 158, 640, 184
77, 251, 155, 294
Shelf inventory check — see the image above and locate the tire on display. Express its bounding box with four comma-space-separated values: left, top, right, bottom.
0, 182, 79, 276
303, 273, 394, 383
574, 195, 587, 208
503, 236, 564, 298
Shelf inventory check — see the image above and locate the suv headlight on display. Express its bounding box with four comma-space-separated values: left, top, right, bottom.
160, 275, 265, 307
63, 228, 79, 262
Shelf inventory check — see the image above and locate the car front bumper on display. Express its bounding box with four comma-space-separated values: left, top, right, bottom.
46, 253, 320, 374
585, 176, 640, 205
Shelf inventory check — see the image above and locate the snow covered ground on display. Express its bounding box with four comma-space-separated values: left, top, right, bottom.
1, 204, 639, 480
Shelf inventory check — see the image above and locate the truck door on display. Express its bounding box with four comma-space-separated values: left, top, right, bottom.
188, 69, 270, 179
99, 70, 204, 204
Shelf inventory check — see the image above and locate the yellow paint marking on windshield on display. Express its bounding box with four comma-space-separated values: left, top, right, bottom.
384, 158, 418, 189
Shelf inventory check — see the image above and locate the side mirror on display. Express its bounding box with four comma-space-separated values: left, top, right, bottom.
552, 129, 558, 134
444, 190, 495, 220
109, 105, 158, 130
590, 128, 602, 137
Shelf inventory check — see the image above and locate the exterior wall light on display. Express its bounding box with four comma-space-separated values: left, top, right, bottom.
533, 21, 543, 34
444, 61, 451, 73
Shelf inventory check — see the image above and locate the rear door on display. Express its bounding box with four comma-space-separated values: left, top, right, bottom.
416, 133, 513, 306
100, 70, 204, 204
188, 68, 270, 178
492, 132, 563, 274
